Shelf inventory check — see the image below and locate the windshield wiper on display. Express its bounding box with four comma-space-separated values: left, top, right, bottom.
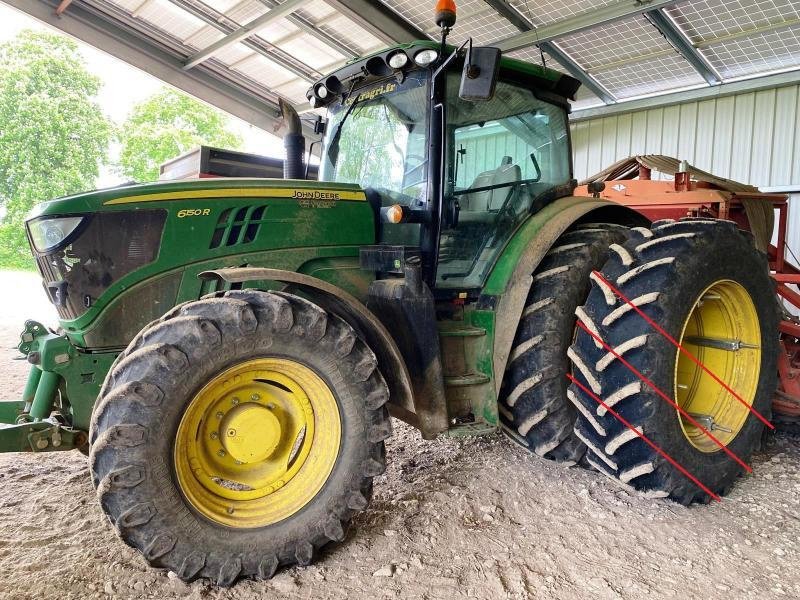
325, 93, 363, 167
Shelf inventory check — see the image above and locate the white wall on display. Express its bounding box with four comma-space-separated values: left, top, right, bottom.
570, 85, 800, 188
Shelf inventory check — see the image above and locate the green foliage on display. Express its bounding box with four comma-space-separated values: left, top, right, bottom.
117, 89, 242, 182
0, 30, 111, 269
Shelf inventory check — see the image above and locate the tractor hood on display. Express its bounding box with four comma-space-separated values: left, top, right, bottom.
26, 177, 368, 218
25, 177, 376, 348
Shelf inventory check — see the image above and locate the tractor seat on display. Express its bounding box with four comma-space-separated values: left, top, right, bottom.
459, 156, 521, 223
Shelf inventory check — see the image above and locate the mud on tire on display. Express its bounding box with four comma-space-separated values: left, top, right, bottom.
568, 219, 778, 504
89, 290, 391, 585
499, 223, 629, 463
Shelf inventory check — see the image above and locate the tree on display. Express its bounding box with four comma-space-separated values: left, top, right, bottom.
117, 89, 242, 182
0, 30, 111, 268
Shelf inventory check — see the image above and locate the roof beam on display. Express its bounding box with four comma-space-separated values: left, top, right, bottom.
645, 9, 721, 85
170, 0, 318, 84
540, 41, 616, 105
258, 0, 357, 58
494, 0, 676, 53
4, 0, 315, 137
570, 67, 800, 121
482, 0, 616, 104
183, 0, 306, 69
322, 0, 429, 44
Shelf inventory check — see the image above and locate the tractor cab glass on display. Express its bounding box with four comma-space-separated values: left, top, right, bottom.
320, 71, 429, 223
437, 75, 571, 288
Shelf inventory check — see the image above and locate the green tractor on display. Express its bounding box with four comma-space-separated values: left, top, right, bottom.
3, 6, 777, 586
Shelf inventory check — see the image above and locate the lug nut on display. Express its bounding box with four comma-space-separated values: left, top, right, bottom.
216, 411, 224, 419
217, 449, 226, 457
210, 432, 218, 440
251, 393, 261, 401
227, 507, 235, 515
231, 397, 240, 405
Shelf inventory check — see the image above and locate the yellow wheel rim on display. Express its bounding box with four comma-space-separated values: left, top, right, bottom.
675, 280, 761, 452
173, 358, 341, 528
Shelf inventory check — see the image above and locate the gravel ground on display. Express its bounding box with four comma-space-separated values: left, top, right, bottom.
0, 271, 798, 600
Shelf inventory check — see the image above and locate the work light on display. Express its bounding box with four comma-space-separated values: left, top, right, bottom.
387, 51, 409, 69
413, 49, 439, 66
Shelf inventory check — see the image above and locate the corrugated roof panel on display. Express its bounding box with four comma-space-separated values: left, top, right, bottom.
201, 0, 241, 13
224, 0, 269, 26
108, 0, 207, 40
277, 32, 349, 71
381, 0, 433, 33
593, 53, 706, 99
232, 52, 298, 88
315, 15, 385, 55
667, 0, 800, 44
294, 0, 337, 22
508, 0, 621, 27
253, 19, 299, 42
701, 23, 800, 79
556, 15, 672, 71
274, 78, 315, 103
445, 1, 519, 46
182, 24, 224, 50
210, 42, 254, 67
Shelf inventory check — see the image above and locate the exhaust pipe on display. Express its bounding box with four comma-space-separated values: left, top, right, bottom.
279, 98, 306, 180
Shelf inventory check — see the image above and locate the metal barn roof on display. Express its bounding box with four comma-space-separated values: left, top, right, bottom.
6, 0, 800, 132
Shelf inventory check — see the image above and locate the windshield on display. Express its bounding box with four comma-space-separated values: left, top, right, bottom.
438, 75, 571, 289
320, 71, 429, 203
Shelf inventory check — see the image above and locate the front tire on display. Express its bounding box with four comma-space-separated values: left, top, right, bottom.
89, 290, 391, 585
568, 219, 777, 503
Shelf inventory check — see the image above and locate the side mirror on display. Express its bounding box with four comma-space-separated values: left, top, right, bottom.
459, 46, 501, 101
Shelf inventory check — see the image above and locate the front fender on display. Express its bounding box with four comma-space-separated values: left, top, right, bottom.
484, 196, 648, 395
199, 267, 417, 425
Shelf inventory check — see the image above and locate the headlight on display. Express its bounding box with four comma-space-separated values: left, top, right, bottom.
387, 51, 409, 69
315, 83, 329, 99
414, 49, 439, 67
27, 216, 84, 253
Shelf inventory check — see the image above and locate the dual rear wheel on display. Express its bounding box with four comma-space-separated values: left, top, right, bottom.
503, 218, 777, 504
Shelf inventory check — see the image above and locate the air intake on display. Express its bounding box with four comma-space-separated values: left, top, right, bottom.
209, 206, 267, 249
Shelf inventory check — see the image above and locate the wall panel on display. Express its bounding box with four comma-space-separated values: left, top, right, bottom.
571, 84, 800, 189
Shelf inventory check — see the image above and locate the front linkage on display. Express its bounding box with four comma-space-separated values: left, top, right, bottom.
0, 320, 115, 453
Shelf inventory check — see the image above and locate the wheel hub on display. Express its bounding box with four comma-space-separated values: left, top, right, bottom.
675, 280, 761, 452
173, 358, 342, 528
221, 403, 282, 464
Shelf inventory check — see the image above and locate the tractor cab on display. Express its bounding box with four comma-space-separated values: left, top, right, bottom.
310, 38, 579, 293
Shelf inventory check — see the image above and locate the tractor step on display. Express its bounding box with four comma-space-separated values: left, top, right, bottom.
437, 325, 487, 338
444, 373, 491, 386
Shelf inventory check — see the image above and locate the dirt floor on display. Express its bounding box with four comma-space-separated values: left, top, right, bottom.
0, 270, 798, 600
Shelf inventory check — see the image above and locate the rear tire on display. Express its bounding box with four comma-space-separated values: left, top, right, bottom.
568, 219, 777, 503
89, 290, 391, 585
499, 223, 629, 463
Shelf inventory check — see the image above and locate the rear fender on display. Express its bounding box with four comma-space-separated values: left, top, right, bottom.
483, 197, 648, 394
199, 268, 417, 426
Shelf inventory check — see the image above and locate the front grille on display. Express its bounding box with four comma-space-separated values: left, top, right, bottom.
35, 254, 80, 320
209, 206, 267, 249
